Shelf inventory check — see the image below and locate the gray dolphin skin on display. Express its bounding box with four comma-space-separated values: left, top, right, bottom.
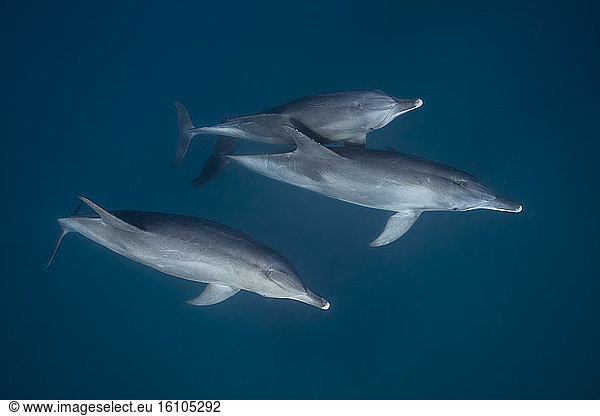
173, 89, 423, 184
225, 126, 523, 247
45, 196, 330, 310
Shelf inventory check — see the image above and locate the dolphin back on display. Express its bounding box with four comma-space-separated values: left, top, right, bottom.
269, 89, 389, 113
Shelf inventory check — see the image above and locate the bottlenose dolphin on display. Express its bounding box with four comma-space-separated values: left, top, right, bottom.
45, 196, 330, 309
224, 126, 523, 246
173, 89, 423, 184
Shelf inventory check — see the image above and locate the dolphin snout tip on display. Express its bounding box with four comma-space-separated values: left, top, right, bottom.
393, 97, 423, 109
488, 197, 523, 213
507, 202, 523, 213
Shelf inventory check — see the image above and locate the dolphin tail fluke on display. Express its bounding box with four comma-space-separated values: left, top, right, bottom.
173, 101, 199, 166
44, 227, 68, 270
190, 136, 235, 186
45, 200, 86, 269
370, 210, 422, 247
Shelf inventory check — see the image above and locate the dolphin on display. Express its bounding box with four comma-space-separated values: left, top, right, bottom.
173, 89, 423, 184
45, 196, 330, 310
224, 126, 523, 247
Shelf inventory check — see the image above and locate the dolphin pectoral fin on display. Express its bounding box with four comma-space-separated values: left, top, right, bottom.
344, 135, 366, 148
187, 284, 241, 306
191, 136, 235, 186
78, 196, 146, 234
369, 210, 422, 247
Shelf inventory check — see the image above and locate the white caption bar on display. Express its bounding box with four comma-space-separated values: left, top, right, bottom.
0, 400, 598, 416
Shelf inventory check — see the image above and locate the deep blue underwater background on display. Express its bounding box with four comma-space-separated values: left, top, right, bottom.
1, 0, 599, 399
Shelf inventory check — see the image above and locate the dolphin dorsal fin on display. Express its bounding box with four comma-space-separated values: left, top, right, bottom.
187, 284, 240, 306
281, 125, 343, 159
78, 196, 144, 233
369, 210, 423, 247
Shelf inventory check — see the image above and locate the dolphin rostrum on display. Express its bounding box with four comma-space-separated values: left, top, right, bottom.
224, 126, 523, 246
46, 196, 330, 309
173, 89, 423, 184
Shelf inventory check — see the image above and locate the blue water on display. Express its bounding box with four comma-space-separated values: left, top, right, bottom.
1, 0, 598, 399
